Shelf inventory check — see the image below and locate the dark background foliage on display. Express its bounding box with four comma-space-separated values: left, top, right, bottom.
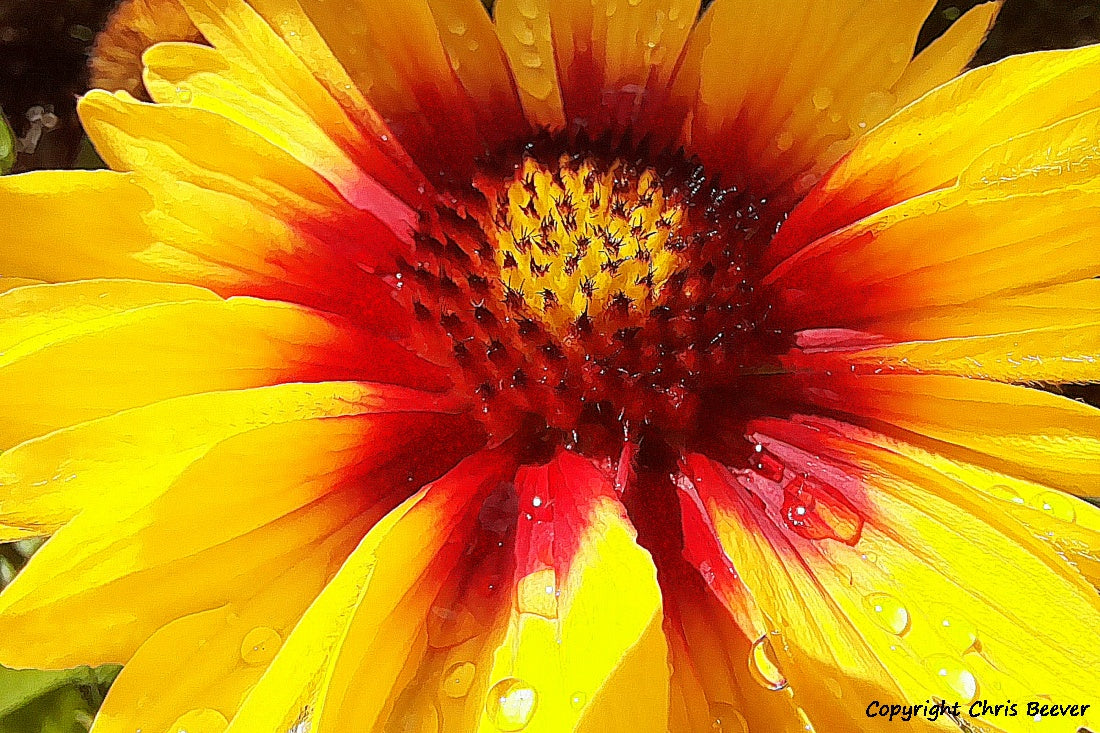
0, 0, 1097, 729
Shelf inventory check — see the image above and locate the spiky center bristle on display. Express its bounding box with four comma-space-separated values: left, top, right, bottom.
399, 145, 780, 447
489, 156, 685, 333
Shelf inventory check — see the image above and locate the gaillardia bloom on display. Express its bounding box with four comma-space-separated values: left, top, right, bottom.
2, 0, 1100, 730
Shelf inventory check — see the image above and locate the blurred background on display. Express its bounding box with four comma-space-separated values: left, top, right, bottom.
0, 0, 1098, 730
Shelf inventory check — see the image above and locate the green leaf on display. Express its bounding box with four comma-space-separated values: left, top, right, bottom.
0, 667, 87, 719
0, 685, 94, 733
0, 111, 14, 174
0, 665, 121, 732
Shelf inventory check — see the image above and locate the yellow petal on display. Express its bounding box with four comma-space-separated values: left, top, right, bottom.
661, 556, 807, 733
0, 400, 478, 669
221, 449, 516, 733
493, 0, 565, 129
79, 89, 356, 218
783, 372, 1100, 496
769, 44, 1100, 267
0, 291, 443, 447
472, 451, 669, 733
681, 428, 1100, 732
89, 521, 365, 733
892, 2, 1001, 108
765, 108, 1100, 330
685, 0, 936, 198
502, 0, 699, 141
837, 279, 1100, 342
237, 0, 488, 181
171, 0, 432, 211
142, 41, 415, 225
0, 381, 468, 540
798, 416, 1100, 589
788, 320, 1100, 385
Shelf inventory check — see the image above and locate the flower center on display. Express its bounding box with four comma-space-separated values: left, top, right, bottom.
486, 156, 686, 334
400, 143, 781, 449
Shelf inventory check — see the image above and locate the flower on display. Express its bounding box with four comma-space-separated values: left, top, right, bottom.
1, 0, 1099, 731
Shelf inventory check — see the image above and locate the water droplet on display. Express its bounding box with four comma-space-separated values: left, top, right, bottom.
485, 678, 537, 731
447, 18, 467, 35
781, 475, 864, 545
511, 21, 536, 46
928, 606, 979, 652
863, 593, 910, 636
515, 0, 539, 20
776, 131, 794, 152
175, 86, 193, 104
709, 702, 748, 732
442, 662, 476, 698
812, 87, 833, 110
520, 50, 543, 69
427, 604, 480, 648
925, 654, 979, 702
1031, 491, 1076, 522
516, 568, 558, 619
797, 707, 816, 731
169, 708, 228, 733
749, 635, 788, 691
240, 626, 281, 666
569, 691, 586, 709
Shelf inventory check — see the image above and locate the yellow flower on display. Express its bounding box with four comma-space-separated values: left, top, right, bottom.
1, 0, 1099, 731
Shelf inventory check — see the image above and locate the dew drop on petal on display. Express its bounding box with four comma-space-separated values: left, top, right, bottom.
749, 636, 788, 691
709, 702, 749, 733
442, 662, 477, 698
486, 678, 538, 731
427, 604, 480, 648
862, 593, 910, 636
569, 691, 586, 709
811, 87, 833, 111
925, 654, 979, 702
175, 86, 193, 104
928, 607, 979, 652
169, 708, 228, 733
1031, 491, 1076, 522
240, 626, 282, 666
797, 707, 816, 731
515, 0, 539, 20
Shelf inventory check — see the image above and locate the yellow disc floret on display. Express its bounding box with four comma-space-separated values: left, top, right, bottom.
488, 155, 686, 334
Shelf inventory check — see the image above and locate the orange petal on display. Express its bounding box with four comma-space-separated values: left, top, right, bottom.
492, 0, 565, 129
